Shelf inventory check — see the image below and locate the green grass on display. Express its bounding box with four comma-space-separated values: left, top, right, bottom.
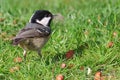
0, 0, 120, 80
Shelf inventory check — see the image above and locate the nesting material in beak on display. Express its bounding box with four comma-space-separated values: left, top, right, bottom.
53, 13, 64, 23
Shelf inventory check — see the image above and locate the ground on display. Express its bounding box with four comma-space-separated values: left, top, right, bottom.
0, 0, 120, 80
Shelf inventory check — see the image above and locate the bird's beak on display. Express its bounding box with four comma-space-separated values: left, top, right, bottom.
52, 14, 58, 19
52, 14, 64, 21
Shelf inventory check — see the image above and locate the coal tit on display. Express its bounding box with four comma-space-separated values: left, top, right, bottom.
12, 10, 53, 59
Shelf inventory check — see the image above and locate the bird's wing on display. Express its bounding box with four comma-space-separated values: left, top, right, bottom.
12, 24, 51, 45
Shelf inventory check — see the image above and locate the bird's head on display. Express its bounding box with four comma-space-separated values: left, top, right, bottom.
29, 10, 53, 26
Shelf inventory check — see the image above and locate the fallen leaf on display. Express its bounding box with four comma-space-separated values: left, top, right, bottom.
113, 32, 117, 37
9, 68, 14, 73
67, 64, 74, 69
14, 57, 22, 63
56, 74, 64, 80
80, 66, 84, 70
61, 63, 66, 68
66, 50, 74, 59
9, 66, 20, 73
94, 71, 104, 80
107, 42, 114, 48
0, 18, 5, 22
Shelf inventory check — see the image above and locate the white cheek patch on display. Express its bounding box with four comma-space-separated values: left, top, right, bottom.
36, 17, 51, 26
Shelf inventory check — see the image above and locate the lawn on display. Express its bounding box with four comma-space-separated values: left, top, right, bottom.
0, 0, 120, 80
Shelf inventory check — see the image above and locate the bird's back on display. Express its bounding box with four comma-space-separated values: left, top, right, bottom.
13, 23, 51, 51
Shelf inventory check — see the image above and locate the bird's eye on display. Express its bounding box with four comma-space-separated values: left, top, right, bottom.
45, 14, 48, 17
45, 14, 51, 17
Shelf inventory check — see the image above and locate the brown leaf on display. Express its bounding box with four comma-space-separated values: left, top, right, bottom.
9, 66, 20, 73
107, 42, 114, 48
80, 66, 84, 70
14, 57, 22, 63
113, 32, 117, 37
56, 74, 64, 80
0, 18, 5, 22
61, 63, 66, 68
94, 71, 103, 80
66, 50, 74, 59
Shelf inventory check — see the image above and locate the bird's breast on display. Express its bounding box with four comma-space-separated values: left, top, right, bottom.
19, 37, 50, 51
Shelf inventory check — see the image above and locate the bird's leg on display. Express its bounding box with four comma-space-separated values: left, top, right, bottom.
23, 50, 27, 60
38, 50, 42, 57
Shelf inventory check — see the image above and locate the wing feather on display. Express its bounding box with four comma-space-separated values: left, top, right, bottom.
12, 23, 51, 45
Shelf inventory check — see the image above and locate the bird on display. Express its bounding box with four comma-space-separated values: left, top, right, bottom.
12, 10, 53, 59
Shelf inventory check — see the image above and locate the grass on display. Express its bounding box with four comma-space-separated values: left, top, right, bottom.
0, 0, 120, 80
